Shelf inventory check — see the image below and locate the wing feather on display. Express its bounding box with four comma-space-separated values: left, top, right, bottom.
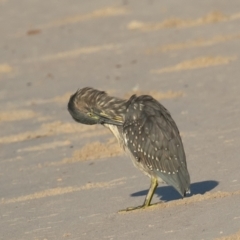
123, 95, 190, 196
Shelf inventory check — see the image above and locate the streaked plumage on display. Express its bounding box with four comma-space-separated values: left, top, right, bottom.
68, 87, 190, 211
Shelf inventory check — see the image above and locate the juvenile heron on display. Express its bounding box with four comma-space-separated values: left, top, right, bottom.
68, 87, 190, 212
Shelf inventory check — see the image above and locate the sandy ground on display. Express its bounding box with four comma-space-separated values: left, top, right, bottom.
1, 0, 240, 239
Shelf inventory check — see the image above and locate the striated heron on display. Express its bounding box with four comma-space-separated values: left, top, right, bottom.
68, 87, 190, 212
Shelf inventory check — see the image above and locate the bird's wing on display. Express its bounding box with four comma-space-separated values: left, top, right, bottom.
123, 95, 190, 196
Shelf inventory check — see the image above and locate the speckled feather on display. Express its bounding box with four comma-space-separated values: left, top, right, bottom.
123, 95, 190, 196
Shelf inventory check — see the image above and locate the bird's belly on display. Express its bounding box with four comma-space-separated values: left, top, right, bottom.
125, 148, 164, 182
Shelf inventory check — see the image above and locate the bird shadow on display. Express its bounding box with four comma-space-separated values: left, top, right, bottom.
131, 180, 219, 202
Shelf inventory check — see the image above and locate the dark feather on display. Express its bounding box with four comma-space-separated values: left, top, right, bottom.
123, 95, 190, 196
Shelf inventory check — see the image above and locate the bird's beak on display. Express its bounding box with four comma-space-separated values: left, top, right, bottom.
92, 111, 123, 126
98, 116, 123, 126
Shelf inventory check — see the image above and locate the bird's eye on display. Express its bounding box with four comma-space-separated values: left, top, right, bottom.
88, 113, 93, 117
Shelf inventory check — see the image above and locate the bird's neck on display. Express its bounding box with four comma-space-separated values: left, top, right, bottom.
104, 123, 125, 148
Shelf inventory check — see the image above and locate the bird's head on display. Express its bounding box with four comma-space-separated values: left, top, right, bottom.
68, 88, 124, 126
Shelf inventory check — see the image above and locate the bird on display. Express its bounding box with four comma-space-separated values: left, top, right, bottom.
68, 87, 190, 212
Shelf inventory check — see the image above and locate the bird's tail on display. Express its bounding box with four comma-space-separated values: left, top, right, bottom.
158, 166, 190, 197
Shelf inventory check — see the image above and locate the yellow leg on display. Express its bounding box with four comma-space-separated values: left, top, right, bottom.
142, 177, 158, 207
119, 177, 158, 213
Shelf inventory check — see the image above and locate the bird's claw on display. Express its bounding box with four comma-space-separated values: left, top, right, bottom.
118, 205, 148, 213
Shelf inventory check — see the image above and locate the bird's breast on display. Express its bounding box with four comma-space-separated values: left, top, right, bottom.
104, 124, 125, 149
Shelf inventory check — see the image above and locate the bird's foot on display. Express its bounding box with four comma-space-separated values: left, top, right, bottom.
118, 204, 148, 213
118, 202, 162, 213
